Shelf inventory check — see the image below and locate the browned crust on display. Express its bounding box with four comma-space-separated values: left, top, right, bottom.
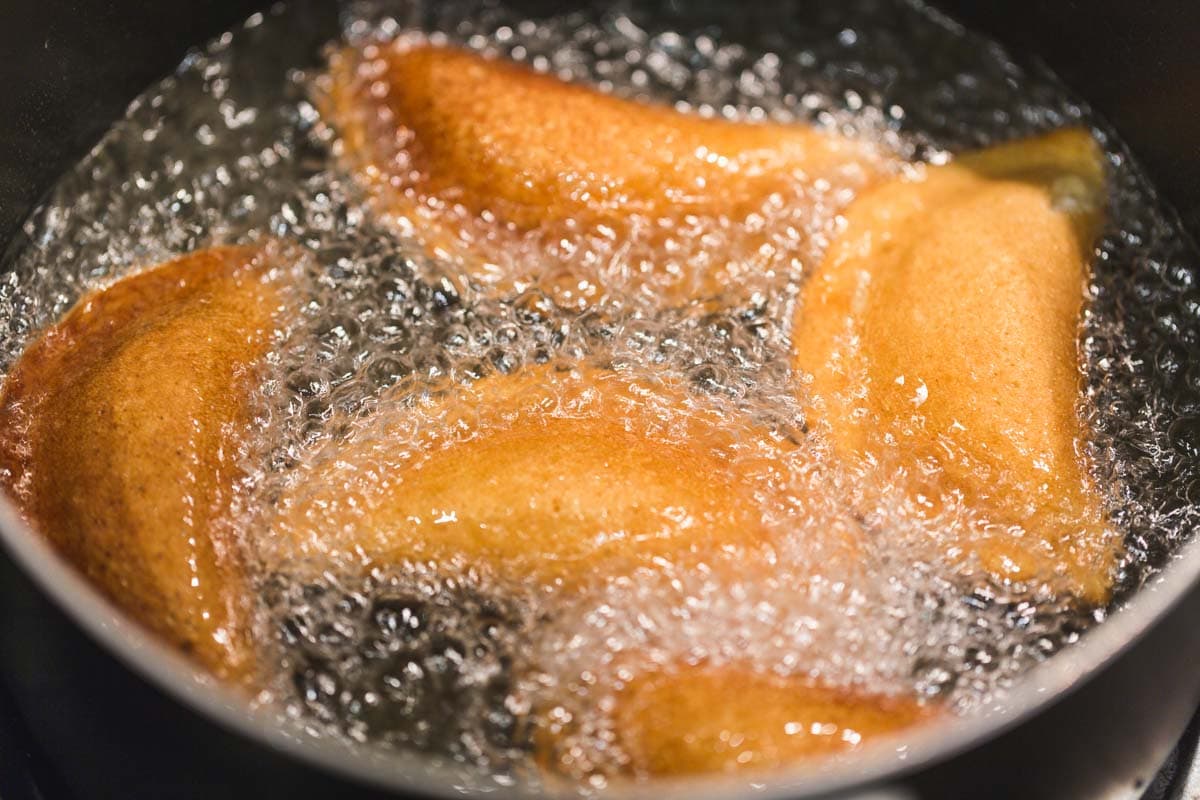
0, 246, 282, 680
320, 43, 888, 302
792, 128, 1116, 603
536, 662, 933, 779
267, 364, 863, 589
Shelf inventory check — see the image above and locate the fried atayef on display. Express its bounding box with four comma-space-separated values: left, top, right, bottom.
0, 247, 283, 679
606, 663, 930, 777
793, 129, 1116, 602
268, 364, 862, 587
321, 42, 888, 302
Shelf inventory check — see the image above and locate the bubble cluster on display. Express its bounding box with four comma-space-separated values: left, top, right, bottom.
265, 566, 534, 776
0, 0, 1198, 792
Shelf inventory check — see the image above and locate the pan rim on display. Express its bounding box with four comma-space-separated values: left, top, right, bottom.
0, 486, 1196, 799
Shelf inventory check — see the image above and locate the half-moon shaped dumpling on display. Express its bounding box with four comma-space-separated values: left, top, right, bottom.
601, 662, 931, 777
320, 43, 889, 303
792, 128, 1116, 603
268, 364, 861, 589
0, 247, 284, 680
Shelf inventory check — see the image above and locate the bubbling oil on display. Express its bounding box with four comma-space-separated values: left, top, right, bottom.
1, 0, 1198, 792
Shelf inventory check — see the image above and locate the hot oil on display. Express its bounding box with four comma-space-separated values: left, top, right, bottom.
0, 0, 1198, 792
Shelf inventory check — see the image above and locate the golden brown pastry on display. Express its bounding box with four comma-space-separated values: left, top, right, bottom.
0, 247, 284, 680
320, 42, 888, 302
269, 364, 861, 588
793, 128, 1115, 602
605, 663, 930, 777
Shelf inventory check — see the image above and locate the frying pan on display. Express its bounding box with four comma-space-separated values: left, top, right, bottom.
1, 2, 1199, 799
